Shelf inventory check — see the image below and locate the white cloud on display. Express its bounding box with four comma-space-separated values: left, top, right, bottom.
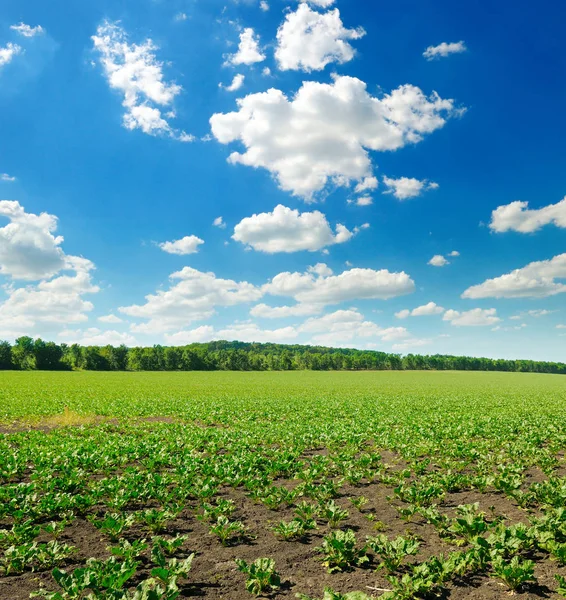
92, 21, 185, 138
423, 41, 467, 60
0, 200, 67, 280
448, 250, 460, 257
250, 303, 322, 318
232, 204, 354, 253
120, 267, 262, 333
350, 196, 373, 206
166, 323, 297, 344
443, 308, 500, 327
165, 325, 215, 345
354, 176, 378, 194
489, 197, 566, 233
392, 338, 432, 352
308, 262, 333, 277
10, 23, 44, 37
275, 4, 365, 72
227, 28, 265, 66
0, 42, 22, 68
0, 260, 99, 338
174, 13, 188, 22
300, 0, 336, 6
0, 174, 16, 182
158, 235, 204, 255
265, 264, 415, 305
382, 176, 438, 200
428, 254, 449, 267
210, 75, 459, 200
223, 73, 245, 92
396, 301, 445, 318
299, 309, 409, 346
557, 324, 566, 329
462, 253, 566, 299
98, 314, 123, 324
59, 328, 136, 346
260, 1, 269, 10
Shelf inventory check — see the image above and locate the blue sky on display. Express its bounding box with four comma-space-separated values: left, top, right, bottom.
1, 0, 565, 360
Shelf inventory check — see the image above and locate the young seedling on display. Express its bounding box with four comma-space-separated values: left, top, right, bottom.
490, 555, 536, 591
316, 530, 369, 573
366, 534, 420, 573
235, 558, 281, 596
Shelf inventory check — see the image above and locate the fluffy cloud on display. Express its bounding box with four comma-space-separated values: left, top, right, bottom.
396, 302, 445, 318
0, 201, 67, 280
0, 42, 22, 68
462, 253, 566, 299
489, 197, 566, 233
232, 204, 354, 253
428, 254, 449, 267
275, 4, 365, 72
165, 323, 297, 344
59, 328, 136, 346
227, 28, 265, 66
10, 23, 44, 37
349, 196, 373, 206
250, 303, 322, 318
392, 338, 432, 352
423, 41, 467, 60
210, 75, 460, 199
0, 259, 99, 339
299, 309, 409, 346
264, 264, 415, 305
92, 21, 188, 138
223, 74, 245, 92
159, 235, 204, 255
0, 174, 16, 182
98, 314, 123, 324
120, 267, 263, 333
355, 177, 378, 194
382, 176, 438, 200
443, 308, 500, 326
260, 1, 270, 11
300, 0, 336, 6
213, 216, 226, 229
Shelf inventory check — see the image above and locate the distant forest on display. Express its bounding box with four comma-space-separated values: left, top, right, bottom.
0, 336, 564, 374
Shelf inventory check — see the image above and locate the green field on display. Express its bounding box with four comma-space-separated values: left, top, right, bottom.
1, 371, 566, 599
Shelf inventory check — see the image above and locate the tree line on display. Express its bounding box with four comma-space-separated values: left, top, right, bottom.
0, 336, 564, 374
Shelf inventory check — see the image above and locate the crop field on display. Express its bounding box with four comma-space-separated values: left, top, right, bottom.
1, 371, 566, 599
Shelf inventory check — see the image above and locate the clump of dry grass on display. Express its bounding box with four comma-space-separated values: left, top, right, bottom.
42, 406, 100, 428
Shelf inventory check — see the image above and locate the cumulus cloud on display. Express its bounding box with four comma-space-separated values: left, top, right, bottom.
423, 41, 467, 60
98, 314, 123, 324
275, 4, 365, 72
250, 303, 323, 318
232, 204, 355, 253
222, 73, 245, 92
349, 196, 373, 206
428, 254, 449, 267
396, 302, 445, 318
264, 264, 415, 305
92, 21, 188, 138
382, 176, 438, 200
165, 323, 297, 344
489, 197, 566, 233
226, 28, 265, 65
0, 200, 67, 280
392, 338, 432, 352
260, 1, 269, 11
210, 75, 460, 199
59, 328, 136, 346
158, 235, 204, 255
0, 260, 99, 339
355, 177, 378, 194
462, 253, 566, 299
120, 267, 263, 333
10, 23, 44, 37
443, 308, 500, 327
0, 174, 16, 182
213, 216, 226, 229
0, 42, 22, 68
299, 309, 409, 346
300, 0, 336, 6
